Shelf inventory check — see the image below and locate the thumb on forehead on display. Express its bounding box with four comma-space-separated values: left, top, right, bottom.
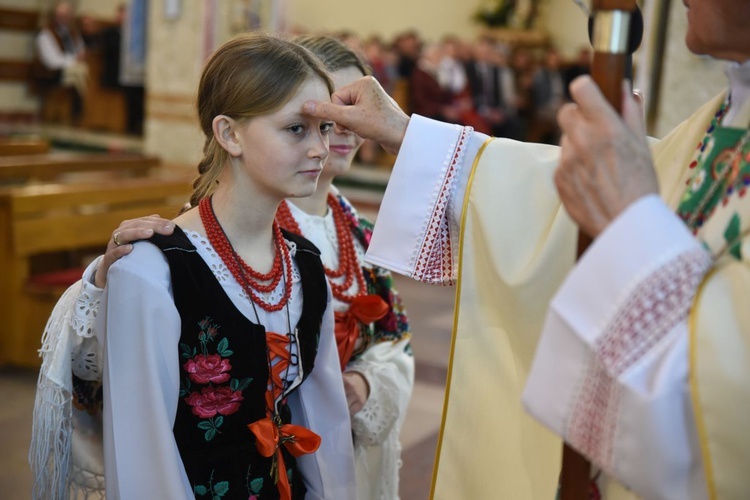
302, 100, 344, 122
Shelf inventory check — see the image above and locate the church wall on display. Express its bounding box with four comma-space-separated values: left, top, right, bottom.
142, 0, 206, 165
77, 0, 122, 19
0, 29, 37, 115
538, 0, 590, 58
651, 1, 725, 137
0, 0, 42, 117
286, 0, 486, 42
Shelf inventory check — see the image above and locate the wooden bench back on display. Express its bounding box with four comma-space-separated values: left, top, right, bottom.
2, 176, 191, 257
0, 138, 50, 156
0, 152, 160, 183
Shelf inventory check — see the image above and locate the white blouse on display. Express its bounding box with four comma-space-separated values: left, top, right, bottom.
96, 229, 356, 499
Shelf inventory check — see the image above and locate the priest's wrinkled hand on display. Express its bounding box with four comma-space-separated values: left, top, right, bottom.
302, 76, 409, 155
342, 371, 370, 416
555, 76, 658, 238
96, 215, 176, 288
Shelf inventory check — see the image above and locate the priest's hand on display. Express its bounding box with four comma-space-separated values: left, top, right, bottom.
302, 76, 409, 155
555, 76, 658, 238
342, 371, 370, 416
97, 215, 176, 288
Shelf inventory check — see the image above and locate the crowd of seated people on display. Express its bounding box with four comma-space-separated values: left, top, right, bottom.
331, 30, 592, 157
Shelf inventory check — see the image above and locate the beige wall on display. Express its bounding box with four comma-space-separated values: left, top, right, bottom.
650, 1, 725, 137
0, 0, 42, 115
538, 0, 590, 58
142, 0, 207, 165
77, 0, 122, 19
286, 0, 486, 42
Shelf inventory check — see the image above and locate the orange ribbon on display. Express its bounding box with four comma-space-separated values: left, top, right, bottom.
334, 294, 388, 370
247, 417, 321, 500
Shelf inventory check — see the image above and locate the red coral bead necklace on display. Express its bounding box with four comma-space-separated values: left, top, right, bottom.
276, 193, 366, 304
199, 196, 293, 312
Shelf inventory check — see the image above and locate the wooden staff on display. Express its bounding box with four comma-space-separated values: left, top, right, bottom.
559, 1, 639, 498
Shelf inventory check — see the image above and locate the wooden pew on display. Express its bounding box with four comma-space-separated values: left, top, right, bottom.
0, 152, 160, 184
0, 137, 50, 156
0, 175, 191, 367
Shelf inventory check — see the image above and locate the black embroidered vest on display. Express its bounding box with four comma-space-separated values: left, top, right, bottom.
149, 227, 327, 500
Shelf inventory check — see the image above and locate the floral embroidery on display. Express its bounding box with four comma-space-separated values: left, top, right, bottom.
185, 386, 244, 419
180, 317, 252, 441
184, 354, 232, 384
677, 100, 750, 233
690, 169, 706, 193
193, 470, 230, 498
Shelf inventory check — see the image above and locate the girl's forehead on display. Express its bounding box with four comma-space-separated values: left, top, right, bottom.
262, 77, 331, 119
289, 77, 332, 106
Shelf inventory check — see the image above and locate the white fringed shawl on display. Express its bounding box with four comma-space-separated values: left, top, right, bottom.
29, 280, 105, 500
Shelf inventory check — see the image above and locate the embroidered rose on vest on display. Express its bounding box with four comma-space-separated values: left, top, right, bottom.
184, 354, 232, 384
185, 385, 244, 418
198, 318, 220, 339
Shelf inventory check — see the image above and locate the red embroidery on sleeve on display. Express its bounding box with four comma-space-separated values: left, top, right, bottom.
566, 247, 712, 472
412, 126, 471, 285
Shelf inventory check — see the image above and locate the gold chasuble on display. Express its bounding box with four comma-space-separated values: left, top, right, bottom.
431, 139, 576, 499
429, 91, 750, 499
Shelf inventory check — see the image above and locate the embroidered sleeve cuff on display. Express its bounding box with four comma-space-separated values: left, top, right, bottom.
552, 194, 712, 350
366, 115, 487, 284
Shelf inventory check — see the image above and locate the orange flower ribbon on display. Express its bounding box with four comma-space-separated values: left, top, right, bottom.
247, 417, 321, 500
334, 294, 388, 370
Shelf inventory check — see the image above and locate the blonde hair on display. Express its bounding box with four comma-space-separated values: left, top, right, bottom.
293, 35, 371, 77
190, 33, 334, 207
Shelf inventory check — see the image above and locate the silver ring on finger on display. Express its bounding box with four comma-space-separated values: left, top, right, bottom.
113, 231, 123, 246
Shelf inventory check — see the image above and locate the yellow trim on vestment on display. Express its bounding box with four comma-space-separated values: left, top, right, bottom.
688, 268, 719, 500
429, 137, 494, 499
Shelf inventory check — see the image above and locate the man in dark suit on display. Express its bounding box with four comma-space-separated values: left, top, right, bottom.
465, 37, 523, 139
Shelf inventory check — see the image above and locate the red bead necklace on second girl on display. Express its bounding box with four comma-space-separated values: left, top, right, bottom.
275, 193, 388, 370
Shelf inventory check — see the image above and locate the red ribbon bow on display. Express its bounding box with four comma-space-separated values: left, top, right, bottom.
334, 294, 388, 370
247, 417, 321, 500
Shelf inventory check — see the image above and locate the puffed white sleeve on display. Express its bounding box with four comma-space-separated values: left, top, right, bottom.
523, 195, 713, 499
365, 115, 490, 284
98, 242, 194, 499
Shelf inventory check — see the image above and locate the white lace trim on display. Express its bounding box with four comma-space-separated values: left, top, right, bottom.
69, 464, 105, 500
70, 280, 100, 339
185, 230, 302, 307
348, 361, 399, 447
